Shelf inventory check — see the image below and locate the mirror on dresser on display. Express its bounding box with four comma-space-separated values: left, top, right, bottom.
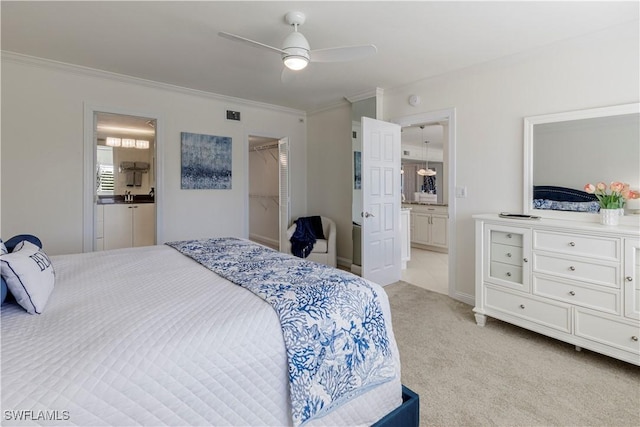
523, 103, 640, 225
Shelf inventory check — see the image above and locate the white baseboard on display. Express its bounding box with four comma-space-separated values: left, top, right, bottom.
249, 233, 278, 250
337, 256, 352, 270
450, 290, 474, 306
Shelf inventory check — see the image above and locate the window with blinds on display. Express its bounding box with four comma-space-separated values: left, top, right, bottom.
97, 164, 115, 193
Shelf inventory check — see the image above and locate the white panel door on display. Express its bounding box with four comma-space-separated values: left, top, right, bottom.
362, 117, 401, 286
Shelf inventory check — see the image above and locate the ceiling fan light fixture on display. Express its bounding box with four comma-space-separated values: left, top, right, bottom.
283, 54, 309, 70
282, 30, 310, 70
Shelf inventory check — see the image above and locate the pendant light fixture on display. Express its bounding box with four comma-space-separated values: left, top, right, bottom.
416, 126, 437, 176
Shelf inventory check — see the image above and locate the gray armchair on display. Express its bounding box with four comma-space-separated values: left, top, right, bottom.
286, 216, 337, 267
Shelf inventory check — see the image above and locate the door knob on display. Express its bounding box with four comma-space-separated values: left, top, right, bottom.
363, 212, 375, 218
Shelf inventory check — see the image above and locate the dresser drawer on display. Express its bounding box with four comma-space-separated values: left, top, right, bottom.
491, 230, 523, 247
533, 253, 619, 288
533, 231, 620, 261
575, 308, 640, 354
533, 275, 620, 315
490, 262, 523, 284
491, 242, 523, 266
485, 286, 571, 332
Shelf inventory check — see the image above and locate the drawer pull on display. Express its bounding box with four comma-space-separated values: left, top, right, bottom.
632, 336, 639, 342
506, 253, 512, 258
627, 276, 634, 282
506, 233, 512, 239
506, 272, 512, 277
519, 304, 525, 309
569, 266, 576, 271
569, 242, 576, 247
523, 258, 528, 263
569, 291, 575, 296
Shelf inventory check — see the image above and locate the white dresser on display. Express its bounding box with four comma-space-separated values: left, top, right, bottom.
474, 214, 640, 365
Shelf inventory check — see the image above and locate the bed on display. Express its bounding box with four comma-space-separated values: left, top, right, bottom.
1, 238, 412, 426
532, 185, 600, 212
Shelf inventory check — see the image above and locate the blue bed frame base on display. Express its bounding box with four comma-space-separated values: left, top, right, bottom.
372, 385, 419, 427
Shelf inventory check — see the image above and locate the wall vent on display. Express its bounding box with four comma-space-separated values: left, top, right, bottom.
403, 150, 411, 156
226, 110, 241, 121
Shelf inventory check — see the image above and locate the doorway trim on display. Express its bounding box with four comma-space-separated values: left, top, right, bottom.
390, 108, 461, 302
82, 103, 164, 252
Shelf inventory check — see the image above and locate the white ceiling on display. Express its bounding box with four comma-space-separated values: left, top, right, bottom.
2, 1, 637, 113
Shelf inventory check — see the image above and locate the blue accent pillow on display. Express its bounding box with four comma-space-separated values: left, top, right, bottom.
533, 186, 597, 203
1, 277, 7, 304
5, 234, 42, 253
1, 239, 7, 304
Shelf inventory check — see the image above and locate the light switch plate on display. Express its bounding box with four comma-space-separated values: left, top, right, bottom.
455, 186, 467, 198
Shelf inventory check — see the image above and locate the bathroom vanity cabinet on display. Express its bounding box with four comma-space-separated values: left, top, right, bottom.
99, 203, 155, 250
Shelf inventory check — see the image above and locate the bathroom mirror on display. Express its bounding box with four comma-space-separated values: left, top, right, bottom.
523, 103, 640, 223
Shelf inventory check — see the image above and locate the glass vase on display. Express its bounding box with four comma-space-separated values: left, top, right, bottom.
600, 208, 620, 226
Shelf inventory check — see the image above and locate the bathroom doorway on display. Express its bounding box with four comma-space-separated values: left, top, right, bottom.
83, 105, 163, 252
393, 108, 458, 300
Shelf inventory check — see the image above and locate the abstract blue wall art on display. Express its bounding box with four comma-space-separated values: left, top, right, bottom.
181, 132, 232, 189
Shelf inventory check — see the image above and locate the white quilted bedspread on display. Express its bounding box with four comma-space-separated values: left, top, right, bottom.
1, 245, 401, 426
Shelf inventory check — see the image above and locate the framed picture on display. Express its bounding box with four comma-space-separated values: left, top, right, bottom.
181, 132, 232, 189
354, 151, 361, 190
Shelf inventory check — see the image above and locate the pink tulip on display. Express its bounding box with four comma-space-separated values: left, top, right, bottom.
596, 182, 607, 191
610, 182, 624, 193
628, 190, 640, 200
584, 183, 595, 194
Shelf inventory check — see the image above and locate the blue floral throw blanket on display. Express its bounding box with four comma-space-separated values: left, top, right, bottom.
166, 238, 396, 426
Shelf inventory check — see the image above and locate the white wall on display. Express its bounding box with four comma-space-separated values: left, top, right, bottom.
1, 54, 307, 255
306, 103, 353, 264
383, 21, 639, 301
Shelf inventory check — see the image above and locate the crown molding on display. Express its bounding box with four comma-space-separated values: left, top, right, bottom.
2, 51, 306, 117
307, 98, 352, 116
344, 87, 383, 104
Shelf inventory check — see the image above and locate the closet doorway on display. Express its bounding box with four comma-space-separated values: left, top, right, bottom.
248, 135, 288, 251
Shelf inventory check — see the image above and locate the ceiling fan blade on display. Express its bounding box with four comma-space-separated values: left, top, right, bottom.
281, 67, 295, 84
218, 31, 285, 55
310, 44, 377, 63
281, 67, 309, 85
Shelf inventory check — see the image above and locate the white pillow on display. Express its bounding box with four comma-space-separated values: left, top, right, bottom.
0, 241, 55, 314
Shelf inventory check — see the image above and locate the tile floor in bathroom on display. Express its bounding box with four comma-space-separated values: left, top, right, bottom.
401, 247, 449, 295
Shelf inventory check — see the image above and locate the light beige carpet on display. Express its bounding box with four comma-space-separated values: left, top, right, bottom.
384, 281, 640, 427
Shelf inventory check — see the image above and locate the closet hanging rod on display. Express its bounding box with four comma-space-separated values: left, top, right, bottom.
251, 143, 278, 152
249, 194, 278, 198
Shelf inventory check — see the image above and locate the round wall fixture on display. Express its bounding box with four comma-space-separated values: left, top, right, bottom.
408, 94, 421, 106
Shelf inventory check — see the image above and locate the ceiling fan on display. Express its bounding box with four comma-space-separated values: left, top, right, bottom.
218, 11, 377, 75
